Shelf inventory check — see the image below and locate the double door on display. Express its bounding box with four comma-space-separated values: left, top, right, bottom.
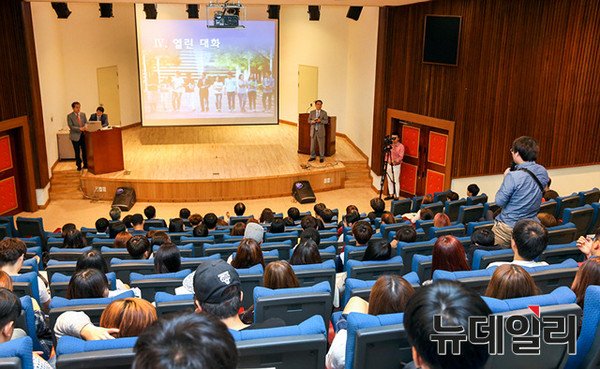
0, 131, 22, 215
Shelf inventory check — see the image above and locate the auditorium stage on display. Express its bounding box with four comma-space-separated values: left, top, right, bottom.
51, 124, 372, 202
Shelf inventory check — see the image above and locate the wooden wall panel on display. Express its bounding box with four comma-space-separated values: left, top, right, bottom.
372, 0, 600, 178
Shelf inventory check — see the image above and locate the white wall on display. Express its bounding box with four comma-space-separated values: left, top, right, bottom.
451, 165, 600, 201
279, 6, 378, 160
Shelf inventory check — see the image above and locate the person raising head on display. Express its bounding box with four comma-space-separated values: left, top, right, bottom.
485, 264, 538, 299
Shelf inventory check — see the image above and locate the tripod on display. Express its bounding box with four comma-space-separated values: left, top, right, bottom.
379, 149, 397, 200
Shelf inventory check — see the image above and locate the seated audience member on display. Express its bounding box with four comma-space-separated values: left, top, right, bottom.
369, 198, 386, 218
61, 223, 77, 238
127, 235, 152, 260
109, 221, 127, 239
289, 240, 322, 265
95, 217, 109, 234
485, 264, 538, 299
76, 250, 129, 292
179, 208, 191, 220
403, 280, 491, 369
144, 205, 156, 220
0, 238, 50, 312
391, 225, 418, 250
133, 312, 238, 369
216, 218, 228, 227
269, 218, 286, 234
380, 212, 396, 225
467, 183, 480, 197
362, 240, 392, 261
193, 260, 284, 330
0, 272, 12, 291
543, 189, 559, 202
577, 228, 600, 260
301, 215, 320, 231
193, 224, 209, 238
352, 221, 374, 246
287, 207, 301, 221
240, 260, 300, 324
66, 269, 109, 299
123, 215, 133, 229
230, 239, 265, 269
537, 212, 558, 228
340, 211, 361, 239
465, 228, 500, 263
55, 297, 157, 341
283, 217, 295, 227
299, 228, 321, 246
130, 214, 146, 235
411, 194, 433, 222
419, 208, 434, 221
259, 208, 275, 224
433, 213, 451, 228
188, 213, 202, 227
487, 219, 549, 268
244, 222, 264, 244
203, 213, 218, 231
571, 257, 600, 308
154, 243, 181, 274
150, 232, 171, 248
168, 218, 185, 233
63, 229, 87, 249
314, 203, 327, 218
321, 208, 335, 224
247, 217, 259, 224
113, 231, 132, 249
230, 222, 246, 236
109, 207, 121, 221
0, 288, 52, 369
326, 275, 415, 369
234, 202, 246, 217
447, 191, 459, 202
431, 235, 470, 277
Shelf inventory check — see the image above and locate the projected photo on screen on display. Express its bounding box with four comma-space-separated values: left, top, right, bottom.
136, 18, 277, 126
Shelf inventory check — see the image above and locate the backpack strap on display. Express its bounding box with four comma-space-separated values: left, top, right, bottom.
519, 167, 545, 194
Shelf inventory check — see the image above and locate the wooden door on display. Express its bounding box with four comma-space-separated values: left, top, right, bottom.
97, 66, 122, 126
298, 65, 318, 114
0, 132, 22, 215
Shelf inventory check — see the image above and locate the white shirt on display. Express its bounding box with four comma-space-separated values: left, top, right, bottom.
487, 260, 549, 268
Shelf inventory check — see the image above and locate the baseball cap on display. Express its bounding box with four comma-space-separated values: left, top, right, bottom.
193, 259, 241, 304
244, 222, 264, 244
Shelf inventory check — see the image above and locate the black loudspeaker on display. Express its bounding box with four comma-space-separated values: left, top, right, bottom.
99, 3, 113, 18
308, 6, 320, 21
292, 181, 316, 204
267, 5, 280, 20
112, 187, 136, 211
143, 4, 157, 20
187, 4, 199, 19
347, 6, 362, 21
51, 2, 71, 19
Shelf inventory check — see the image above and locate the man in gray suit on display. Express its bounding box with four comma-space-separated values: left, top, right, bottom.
67, 101, 88, 170
308, 99, 329, 163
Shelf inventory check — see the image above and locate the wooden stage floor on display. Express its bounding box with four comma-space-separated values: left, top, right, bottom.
54, 124, 372, 202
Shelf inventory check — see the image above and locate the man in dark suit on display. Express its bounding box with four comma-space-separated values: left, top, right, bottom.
89, 106, 109, 127
308, 99, 329, 163
67, 101, 88, 170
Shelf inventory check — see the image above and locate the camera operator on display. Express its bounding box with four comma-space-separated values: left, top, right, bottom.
492, 136, 549, 248
384, 134, 404, 200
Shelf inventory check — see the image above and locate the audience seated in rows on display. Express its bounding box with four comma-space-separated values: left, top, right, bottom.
154, 243, 181, 274
143, 206, 156, 220
467, 183, 480, 197
188, 213, 202, 227
368, 197, 386, 219
168, 218, 184, 233
300, 228, 320, 246
391, 225, 418, 250
287, 206, 300, 221
380, 212, 396, 225
203, 213, 218, 231
244, 223, 264, 244
431, 235, 470, 279
109, 207, 121, 221
433, 213, 451, 228
179, 208, 190, 220
571, 257, 600, 309
484, 264, 539, 299
63, 229, 87, 249
465, 228, 499, 262
290, 240, 322, 265
109, 221, 126, 239
128, 235, 152, 260
537, 212, 558, 228
411, 194, 433, 222
270, 218, 285, 233
95, 217, 109, 234
234, 202, 246, 216
130, 214, 146, 235
123, 215, 133, 229
576, 228, 600, 259
230, 239, 265, 269
134, 311, 237, 369
487, 218, 548, 268
362, 240, 392, 262
259, 208, 275, 224
326, 275, 415, 369
193, 224, 209, 237
114, 231, 132, 248
230, 222, 245, 236
353, 221, 374, 247
61, 223, 76, 238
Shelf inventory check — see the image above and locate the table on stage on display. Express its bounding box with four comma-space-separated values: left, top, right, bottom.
297, 113, 336, 156
85, 127, 124, 175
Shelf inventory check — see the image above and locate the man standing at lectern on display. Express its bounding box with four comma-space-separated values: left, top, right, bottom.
308, 99, 329, 163
67, 101, 88, 171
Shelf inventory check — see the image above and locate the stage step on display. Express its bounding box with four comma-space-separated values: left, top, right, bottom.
345, 178, 372, 188
49, 166, 83, 200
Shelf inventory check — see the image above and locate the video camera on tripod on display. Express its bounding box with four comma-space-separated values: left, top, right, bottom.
383, 135, 394, 152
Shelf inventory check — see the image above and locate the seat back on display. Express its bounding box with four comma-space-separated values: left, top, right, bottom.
547, 223, 577, 244
587, 203, 600, 235
0, 216, 17, 237
143, 219, 166, 231
428, 224, 466, 239
532, 267, 579, 294
399, 239, 437, 274
538, 199, 558, 217
16, 217, 47, 251
414, 219, 434, 238
110, 260, 156, 284
346, 256, 404, 281
46, 262, 76, 282
568, 285, 600, 369
237, 266, 264, 310
411, 196, 424, 212
264, 232, 298, 247
343, 273, 421, 308
472, 249, 514, 270
260, 241, 293, 260
390, 199, 411, 216
55, 336, 136, 369
413, 254, 433, 282
380, 223, 410, 242
457, 204, 484, 224
562, 205, 594, 238
556, 194, 581, 220
49, 247, 92, 262
154, 293, 195, 317
254, 281, 332, 327
466, 220, 494, 236
483, 202, 500, 215
180, 255, 222, 271
539, 242, 585, 264
467, 193, 488, 206
129, 270, 191, 301
421, 201, 444, 215
444, 199, 467, 222
233, 315, 327, 369
204, 244, 238, 260
579, 188, 600, 206
0, 336, 33, 369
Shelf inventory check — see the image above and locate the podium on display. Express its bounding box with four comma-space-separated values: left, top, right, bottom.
297, 113, 336, 156
85, 127, 124, 175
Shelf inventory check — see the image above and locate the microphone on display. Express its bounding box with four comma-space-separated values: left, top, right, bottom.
305, 102, 313, 113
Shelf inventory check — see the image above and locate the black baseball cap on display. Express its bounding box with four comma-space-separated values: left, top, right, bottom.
193, 259, 241, 304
